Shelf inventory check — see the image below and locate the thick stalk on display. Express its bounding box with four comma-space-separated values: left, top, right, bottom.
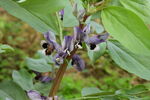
49, 49, 77, 98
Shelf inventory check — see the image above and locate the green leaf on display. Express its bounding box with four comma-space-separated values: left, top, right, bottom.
36, 50, 55, 64
90, 21, 104, 34
0, 44, 14, 53
107, 40, 150, 80
63, 1, 79, 27
125, 85, 148, 95
87, 42, 106, 63
120, 0, 150, 25
82, 87, 114, 97
26, 58, 52, 72
0, 0, 61, 33
82, 87, 102, 96
0, 81, 29, 100
85, 16, 104, 34
0, 90, 14, 100
20, 0, 69, 34
34, 82, 51, 96
108, 0, 122, 6
101, 6, 150, 55
12, 69, 34, 91
20, 0, 68, 14
116, 85, 148, 96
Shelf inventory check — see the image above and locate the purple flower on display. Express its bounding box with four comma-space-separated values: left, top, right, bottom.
42, 31, 76, 65
71, 54, 85, 71
62, 36, 74, 54
27, 90, 46, 100
54, 52, 65, 65
59, 9, 64, 20
39, 76, 53, 83
33, 71, 53, 83
41, 31, 62, 55
27, 90, 57, 100
73, 25, 109, 50
44, 31, 61, 52
73, 27, 86, 42
54, 36, 74, 65
84, 33, 109, 45
84, 33, 109, 50
73, 27, 86, 49
41, 40, 54, 55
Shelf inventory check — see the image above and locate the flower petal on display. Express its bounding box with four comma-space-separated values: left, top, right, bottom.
44, 31, 56, 42
73, 27, 86, 42
99, 33, 109, 41
59, 9, 64, 15
27, 90, 43, 100
54, 36, 75, 65
85, 33, 109, 45
59, 9, 64, 20
72, 55, 85, 71
44, 31, 62, 53
54, 52, 66, 65
83, 24, 91, 34
53, 42, 62, 53
39, 76, 53, 83
62, 36, 74, 52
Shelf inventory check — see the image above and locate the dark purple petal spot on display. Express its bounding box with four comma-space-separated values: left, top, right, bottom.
41, 40, 49, 49
42, 43, 48, 49
90, 44, 96, 50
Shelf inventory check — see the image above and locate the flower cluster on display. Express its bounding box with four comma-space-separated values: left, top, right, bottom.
41, 25, 108, 71
40, 3, 109, 71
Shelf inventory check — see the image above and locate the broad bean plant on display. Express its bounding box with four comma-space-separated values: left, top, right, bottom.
0, 0, 150, 100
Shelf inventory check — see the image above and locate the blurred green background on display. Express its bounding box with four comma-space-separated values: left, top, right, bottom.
0, 8, 150, 99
